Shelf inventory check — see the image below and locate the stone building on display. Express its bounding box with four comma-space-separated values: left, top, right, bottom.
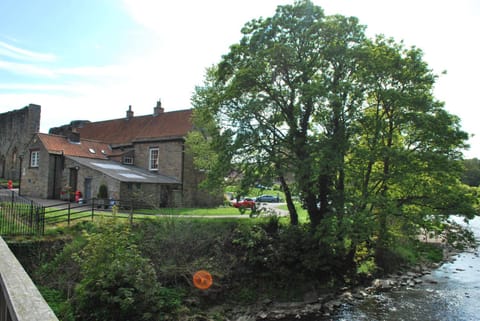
0, 104, 40, 180
21, 133, 182, 206
21, 102, 221, 207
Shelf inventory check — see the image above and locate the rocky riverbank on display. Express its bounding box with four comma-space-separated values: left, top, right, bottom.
224, 246, 462, 321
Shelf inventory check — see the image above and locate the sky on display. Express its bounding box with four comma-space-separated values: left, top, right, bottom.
0, 0, 479, 157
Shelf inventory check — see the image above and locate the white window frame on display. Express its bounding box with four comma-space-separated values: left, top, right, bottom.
30, 150, 39, 168
149, 148, 159, 171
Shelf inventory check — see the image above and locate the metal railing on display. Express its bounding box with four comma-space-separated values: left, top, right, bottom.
0, 189, 45, 236
0, 236, 58, 321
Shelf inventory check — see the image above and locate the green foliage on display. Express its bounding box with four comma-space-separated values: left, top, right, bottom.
36, 236, 86, 297
190, 0, 477, 259
72, 222, 182, 321
357, 258, 376, 276
134, 218, 240, 289
38, 286, 75, 321
97, 184, 108, 199
462, 158, 480, 186
231, 218, 355, 287
18, 215, 478, 319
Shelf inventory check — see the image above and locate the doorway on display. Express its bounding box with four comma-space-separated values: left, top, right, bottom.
84, 178, 92, 203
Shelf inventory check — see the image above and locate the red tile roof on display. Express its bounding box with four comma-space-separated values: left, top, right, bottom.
76, 109, 193, 145
38, 133, 111, 159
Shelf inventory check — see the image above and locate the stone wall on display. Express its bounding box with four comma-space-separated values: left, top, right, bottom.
64, 157, 121, 202
0, 104, 41, 180
20, 136, 50, 198
131, 139, 222, 207
182, 148, 223, 207
132, 140, 183, 180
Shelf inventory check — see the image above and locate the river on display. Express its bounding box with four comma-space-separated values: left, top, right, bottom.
320, 216, 480, 321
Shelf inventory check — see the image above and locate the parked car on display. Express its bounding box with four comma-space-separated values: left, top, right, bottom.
232, 197, 256, 209
255, 195, 279, 203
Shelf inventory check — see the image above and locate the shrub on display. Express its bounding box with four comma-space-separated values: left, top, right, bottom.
97, 184, 108, 199
38, 286, 75, 321
73, 223, 182, 321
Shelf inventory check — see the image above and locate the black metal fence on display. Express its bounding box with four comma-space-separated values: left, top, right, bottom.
1, 190, 214, 236
42, 198, 172, 227
43, 200, 94, 226
0, 189, 45, 236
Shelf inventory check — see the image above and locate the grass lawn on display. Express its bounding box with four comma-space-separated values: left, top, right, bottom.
134, 206, 244, 216
277, 202, 310, 223
42, 205, 259, 236
44, 205, 246, 225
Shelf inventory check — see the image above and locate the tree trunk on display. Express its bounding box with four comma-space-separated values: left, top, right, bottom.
279, 175, 298, 225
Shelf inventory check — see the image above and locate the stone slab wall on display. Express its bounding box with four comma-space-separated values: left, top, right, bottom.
0, 104, 41, 180
132, 140, 183, 180
20, 135, 50, 198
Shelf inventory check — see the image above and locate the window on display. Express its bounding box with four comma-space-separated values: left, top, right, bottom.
30, 150, 39, 167
123, 155, 133, 165
149, 148, 159, 170
12, 148, 17, 165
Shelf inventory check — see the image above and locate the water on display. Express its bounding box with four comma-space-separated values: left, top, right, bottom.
327, 217, 480, 321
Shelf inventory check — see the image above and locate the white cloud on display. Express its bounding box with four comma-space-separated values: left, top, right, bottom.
0, 41, 56, 62
0, 59, 56, 77
0, 83, 73, 92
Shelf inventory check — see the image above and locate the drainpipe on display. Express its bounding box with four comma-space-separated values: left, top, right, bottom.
18, 156, 23, 195
181, 141, 185, 193
52, 156, 57, 199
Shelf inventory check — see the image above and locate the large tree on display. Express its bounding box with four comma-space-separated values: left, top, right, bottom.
188, 0, 477, 257
348, 36, 476, 266
189, 0, 367, 227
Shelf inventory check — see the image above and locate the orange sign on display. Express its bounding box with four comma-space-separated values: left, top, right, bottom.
193, 270, 213, 290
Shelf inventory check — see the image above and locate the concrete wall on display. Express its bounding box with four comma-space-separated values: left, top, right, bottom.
0, 237, 58, 321
0, 104, 40, 180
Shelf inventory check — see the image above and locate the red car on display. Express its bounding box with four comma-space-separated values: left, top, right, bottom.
231, 197, 256, 209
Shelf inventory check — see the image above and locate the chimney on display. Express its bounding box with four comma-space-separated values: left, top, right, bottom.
153, 99, 164, 116
126, 105, 134, 119
67, 128, 80, 143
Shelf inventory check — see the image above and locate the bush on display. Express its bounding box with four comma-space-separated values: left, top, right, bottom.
38, 286, 75, 321
97, 184, 108, 199
73, 222, 182, 321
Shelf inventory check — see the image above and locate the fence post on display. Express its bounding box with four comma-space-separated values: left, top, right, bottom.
35, 206, 40, 235
67, 202, 71, 227
40, 206, 45, 235
30, 200, 34, 228
91, 198, 95, 221
130, 200, 134, 226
